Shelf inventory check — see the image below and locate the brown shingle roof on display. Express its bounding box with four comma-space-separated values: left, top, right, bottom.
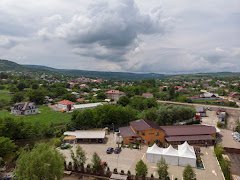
166, 135, 213, 142
130, 119, 160, 131
119, 126, 138, 137
161, 125, 216, 136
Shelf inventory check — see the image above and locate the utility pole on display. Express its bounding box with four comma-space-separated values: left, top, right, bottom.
112, 123, 115, 136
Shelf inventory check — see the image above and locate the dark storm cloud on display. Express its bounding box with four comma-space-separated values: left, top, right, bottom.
54, 0, 167, 61
0, 0, 239, 73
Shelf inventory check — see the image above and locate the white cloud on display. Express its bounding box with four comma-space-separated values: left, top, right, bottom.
0, 0, 239, 73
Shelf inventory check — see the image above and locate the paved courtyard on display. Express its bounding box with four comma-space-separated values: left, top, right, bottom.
226, 153, 240, 177
59, 134, 224, 180
201, 110, 219, 126
201, 110, 240, 149
219, 129, 240, 149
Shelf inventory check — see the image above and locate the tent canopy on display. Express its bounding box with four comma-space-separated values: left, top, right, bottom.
163, 145, 178, 156
146, 141, 197, 167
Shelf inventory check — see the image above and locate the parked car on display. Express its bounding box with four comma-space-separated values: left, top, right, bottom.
106, 147, 114, 154
98, 139, 103, 143
232, 132, 239, 136
60, 143, 71, 149
114, 147, 121, 154
234, 136, 240, 142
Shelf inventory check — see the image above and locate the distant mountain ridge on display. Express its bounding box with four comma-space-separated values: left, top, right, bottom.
0, 59, 166, 80
1, 59, 240, 80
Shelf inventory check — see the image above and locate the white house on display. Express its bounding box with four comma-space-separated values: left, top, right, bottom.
105, 90, 126, 101
56, 100, 75, 112
11, 102, 38, 115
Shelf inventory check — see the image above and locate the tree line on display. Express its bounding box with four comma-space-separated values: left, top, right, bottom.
0, 117, 64, 140
69, 105, 138, 130
69, 104, 196, 130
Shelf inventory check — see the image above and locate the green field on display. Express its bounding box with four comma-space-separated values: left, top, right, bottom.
0, 90, 12, 101
0, 105, 72, 125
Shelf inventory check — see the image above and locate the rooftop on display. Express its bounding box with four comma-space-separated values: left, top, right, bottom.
106, 90, 125, 94
64, 130, 106, 139
166, 135, 214, 142
58, 100, 75, 105
12, 102, 36, 111
161, 125, 216, 136
73, 103, 103, 109
119, 126, 138, 137
130, 119, 160, 131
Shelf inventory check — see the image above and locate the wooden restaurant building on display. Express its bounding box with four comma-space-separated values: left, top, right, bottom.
160, 125, 216, 145
119, 120, 217, 146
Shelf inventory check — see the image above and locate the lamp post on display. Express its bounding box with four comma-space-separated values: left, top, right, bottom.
117, 154, 119, 169
112, 123, 115, 136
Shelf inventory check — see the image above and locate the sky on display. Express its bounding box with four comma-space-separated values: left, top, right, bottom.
0, 0, 239, 74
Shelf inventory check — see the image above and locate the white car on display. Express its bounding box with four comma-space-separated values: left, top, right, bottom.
233, 135, 240, 142
232, 132, 239, 136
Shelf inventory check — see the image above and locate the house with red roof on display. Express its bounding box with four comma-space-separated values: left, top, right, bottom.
56, 100, 75, 112
142, 93, 153, 98
105, 90, 126, 101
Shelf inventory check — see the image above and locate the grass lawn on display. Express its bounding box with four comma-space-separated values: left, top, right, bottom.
0, 105, 72, 125
0, 90, 12, 101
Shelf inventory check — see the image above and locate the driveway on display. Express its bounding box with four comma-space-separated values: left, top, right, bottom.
201, 111, 219, 126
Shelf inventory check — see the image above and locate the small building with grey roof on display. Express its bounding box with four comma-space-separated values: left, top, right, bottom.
11, 102, 38, 115
63, 130, 106, 144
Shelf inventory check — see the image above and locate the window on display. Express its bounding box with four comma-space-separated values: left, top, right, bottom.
136, 131, 139, 134
156, 132, 159, 136
142, 132, 145, 136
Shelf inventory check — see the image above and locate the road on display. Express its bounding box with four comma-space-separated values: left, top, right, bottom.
157, 100, 240, 111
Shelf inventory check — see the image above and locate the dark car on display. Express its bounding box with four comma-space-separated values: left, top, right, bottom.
106, 147, 114, 154
114, 147, 121, 154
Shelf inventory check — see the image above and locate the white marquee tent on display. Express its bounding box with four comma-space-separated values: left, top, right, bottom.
162, 145, 179, 165
146, 143, 163, 163
146, 141, 196, 167
178, 142, 196, 167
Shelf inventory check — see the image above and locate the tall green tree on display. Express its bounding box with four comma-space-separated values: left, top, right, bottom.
15, 143, 64, 180
11, 92, 25, 103
168, 86, 176, 100
28, 89, 46, 104
157, 157, 169, 180
91, 152, 102, 173
235, 120, 240, 133
135, 160, 148, 178
183, 165, 196, 180
96, 92, 106, 100
0, 136, 16, 160
71, 145, 87, 170
117, 96, 130, 106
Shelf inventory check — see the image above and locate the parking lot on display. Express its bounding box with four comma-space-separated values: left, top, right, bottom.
59, 134, 146, 173
201, 110, 240, 148
219, 129, 240, 149
59, 133, 224, 180
201, 111, 219, 126
226, 152, 240, 177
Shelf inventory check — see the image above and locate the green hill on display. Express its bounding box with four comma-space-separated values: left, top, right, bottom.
0, 59, 27, 71
0, 59, 166, 80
